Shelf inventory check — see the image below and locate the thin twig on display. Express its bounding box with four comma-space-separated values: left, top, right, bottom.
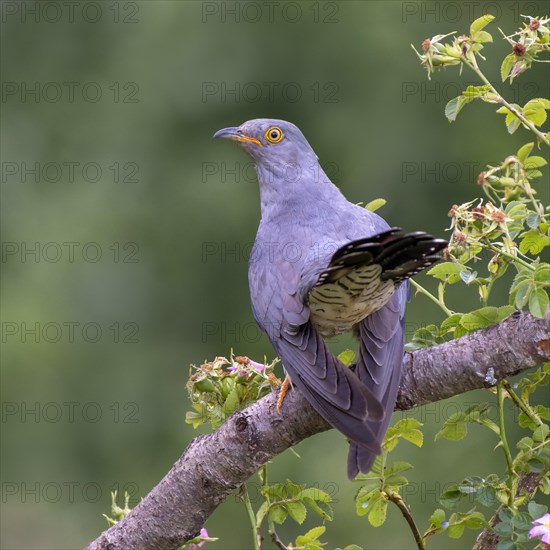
502, 380, 544, 428
483, 241, 535, 272
240, 484, 261, 550
270, 530, 290, 550
497, 381, 515, 503
410, 279, 453, 316
466, 57, 549, 146
383, 489, 426, 550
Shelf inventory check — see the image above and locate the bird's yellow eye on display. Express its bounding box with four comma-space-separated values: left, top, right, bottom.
265, 127, 284, 144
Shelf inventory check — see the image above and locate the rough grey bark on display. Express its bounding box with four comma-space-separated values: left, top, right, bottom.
86, 310, 550, 550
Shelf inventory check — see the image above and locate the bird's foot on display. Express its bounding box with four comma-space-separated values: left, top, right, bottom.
276, 375, 292, 414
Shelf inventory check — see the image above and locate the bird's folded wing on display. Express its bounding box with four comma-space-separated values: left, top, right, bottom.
316, 228, 447, 287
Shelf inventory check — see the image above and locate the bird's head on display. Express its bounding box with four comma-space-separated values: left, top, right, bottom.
213, 118, 318, 169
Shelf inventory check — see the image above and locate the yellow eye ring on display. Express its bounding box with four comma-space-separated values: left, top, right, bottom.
265, 127, 284, 144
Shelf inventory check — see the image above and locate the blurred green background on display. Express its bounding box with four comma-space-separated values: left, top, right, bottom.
1, 1, 549, 549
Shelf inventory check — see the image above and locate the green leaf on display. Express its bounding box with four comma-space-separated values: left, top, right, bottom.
470, 14, 495, 34
435, 418, 468, 441
402, 429, 423, 447
494, 521, 513, 536
405, 325, 441, 352
261, 483, 286, 500
354, 475, 380, 495
535, 403, 550, 420
185, 404, 206, 429
526, 168, 543, 179
338, 349, 356, 366
510, 268, 532, 303
464, 511, 487, 528
514, 281, 531, 309
298, 487, 332, 503
447, 521, 465, 538
368, 495, 388, 527
463, 85, 492, 100
524, 155, 547, 169
445, 96, 467, 122
528, 501, 548, 520
501, 53, 515, 82
269, 504, 288, 525
303, 498, 334, 521
535, 263, 550, 284
306, 525, 326, 540
384, 418, 424, 450
194, 378, 216, 393
518, 364, 550, 401
222, 386, 240, 415
256, 501, 269, 527
440, 487, 463, 509
529, 288, 549, 318
365, 198, 386, 212
386, 461, 414, 476
472, 30, 493, 43
531, 98, 550, 109
356, 488, 380, 516
427, 261, 464, 283
287, 501, 307, 524
533, 423, 549, 442
296, 526, 326, 546
429, 508, 446, 528
285, 480, 303, 498
385, 418, 422, 435
498, 508, 514, 523
524, 99, 548, 127
385, 476, 409, 488
459, 306, 515, 334
520, 229, 550, 254
517, 436, 534, 450
512, 512, 534, 531
440, 314, 464, 334
517, 142, 534, 162
506, 201, 529, 219
477, 486, 497, 507
526, 213, 540, 230
527, 458, 545, 472
506, 113, 521, 134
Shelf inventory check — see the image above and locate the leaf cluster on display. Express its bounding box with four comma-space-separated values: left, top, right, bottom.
185, 354, 280, 430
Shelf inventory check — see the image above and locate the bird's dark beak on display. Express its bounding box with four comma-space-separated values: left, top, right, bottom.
213, 127, 263, 147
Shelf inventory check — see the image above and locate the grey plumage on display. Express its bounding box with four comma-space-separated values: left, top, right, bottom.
214, 119, 446, 479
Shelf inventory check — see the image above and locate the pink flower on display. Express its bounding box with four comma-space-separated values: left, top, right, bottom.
198, 528, 208, 547
227, 361, 265, 376
529, 513, 550, 544
248, 360, 266, 372
188, 528, 209, 549
226, 365, 245, 375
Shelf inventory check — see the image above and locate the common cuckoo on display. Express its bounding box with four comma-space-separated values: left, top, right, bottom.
214, 119, 446, 479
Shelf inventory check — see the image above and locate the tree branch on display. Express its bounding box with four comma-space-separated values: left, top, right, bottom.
86, 310, 549, 550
